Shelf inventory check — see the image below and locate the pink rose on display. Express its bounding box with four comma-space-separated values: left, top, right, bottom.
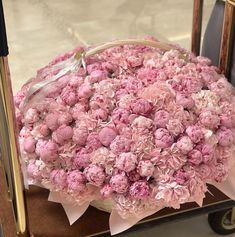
110, 173, 129, 193
188, 149, 203, 165
176, 136, 193, 154
100, 184, 113, 198
130, 98, 153, 115
154, 110, 170, 128
24, 136, 36, 153
98, 127, 117, 147
138, 160, 155, 177
84, 164, 105, 187
166, 119, 184, 136
67, 170, 86, 192
50, 169, 67, 190
129, 181, 150, 199
52, 125, 73, 144
186, 125, 204, 143
216, 127, 234, 146
199, 110, 220, 129
115, 152, 137, 172
73, 126, 88, 146
176, 93, 195, 109
110, 136, 132, 154
154, 128, 174, 148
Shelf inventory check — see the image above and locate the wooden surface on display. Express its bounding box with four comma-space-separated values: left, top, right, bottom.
0, 161, 17, 237
25, 185, 231, 237
191, 0, 203, 55
219, 0, 235, 77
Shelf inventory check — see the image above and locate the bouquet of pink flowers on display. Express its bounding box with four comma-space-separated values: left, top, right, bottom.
15, 38, 235, 235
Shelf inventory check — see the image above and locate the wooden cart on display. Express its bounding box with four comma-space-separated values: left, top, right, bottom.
0, 1, 235, 236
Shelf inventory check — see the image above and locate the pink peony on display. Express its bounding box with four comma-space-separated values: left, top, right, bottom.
84, 164, 105, 187
61, 86, 77, 106
199, 110, 220, 129
45, 113, 59, 131
154, 128, 174, 148
166, 119, 184, 136
110, 136, 132, 154
89, 70, 107, 83
216, 128, 234, 147
197, 164, 212, 180
129, 181, 150, 199
39, 124, 50, 137
176, 136, 193, 154
176, 93, 195, 109
200, 144, 214, 163
52, 125, 73, 144
110, 173, 129, 193
86, 132, 102, 152
92, 108, 108, 121
100, 184, 113, 198
174, 170, 188, 184
220, 113, 234, 128
115, 152, 137, 172
74, 149, 91, 168
73, 126, 88, 146
130, 98, 153, 115
98, 127, 117, 147
50, 169, 67, 190
185, 125, 204, 143
188, 149, 203, 165
27, 162, 41, 179
36, 140, 58, 162
154, 110, 170, 128
127, 170, 141, 182
24, 108, 39, 125
77, 83, 93, 99
67, 170, 86, 192
138, 160, 155, 177
57, 112, 73, 126
24, 136, 36, 153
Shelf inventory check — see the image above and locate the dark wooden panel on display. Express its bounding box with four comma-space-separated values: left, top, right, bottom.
26, 185, 232, 237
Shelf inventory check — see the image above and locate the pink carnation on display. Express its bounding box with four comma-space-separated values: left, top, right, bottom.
98, 127, 117, 147
154, 128, 174, 148
84, 164, 105, 187
138, 160, 155, 177
115, 152, 137, 172
176, 136, 193, 154
110, 173, 129, 193
129, 181, 150, 199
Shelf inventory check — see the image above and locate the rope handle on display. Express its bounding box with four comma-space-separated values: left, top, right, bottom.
75, 39, 186, 62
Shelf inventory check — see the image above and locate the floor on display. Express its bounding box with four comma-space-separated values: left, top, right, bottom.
2, 0, 235, 237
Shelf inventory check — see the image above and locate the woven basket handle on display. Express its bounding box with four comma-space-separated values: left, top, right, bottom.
75, 39, 176, 60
